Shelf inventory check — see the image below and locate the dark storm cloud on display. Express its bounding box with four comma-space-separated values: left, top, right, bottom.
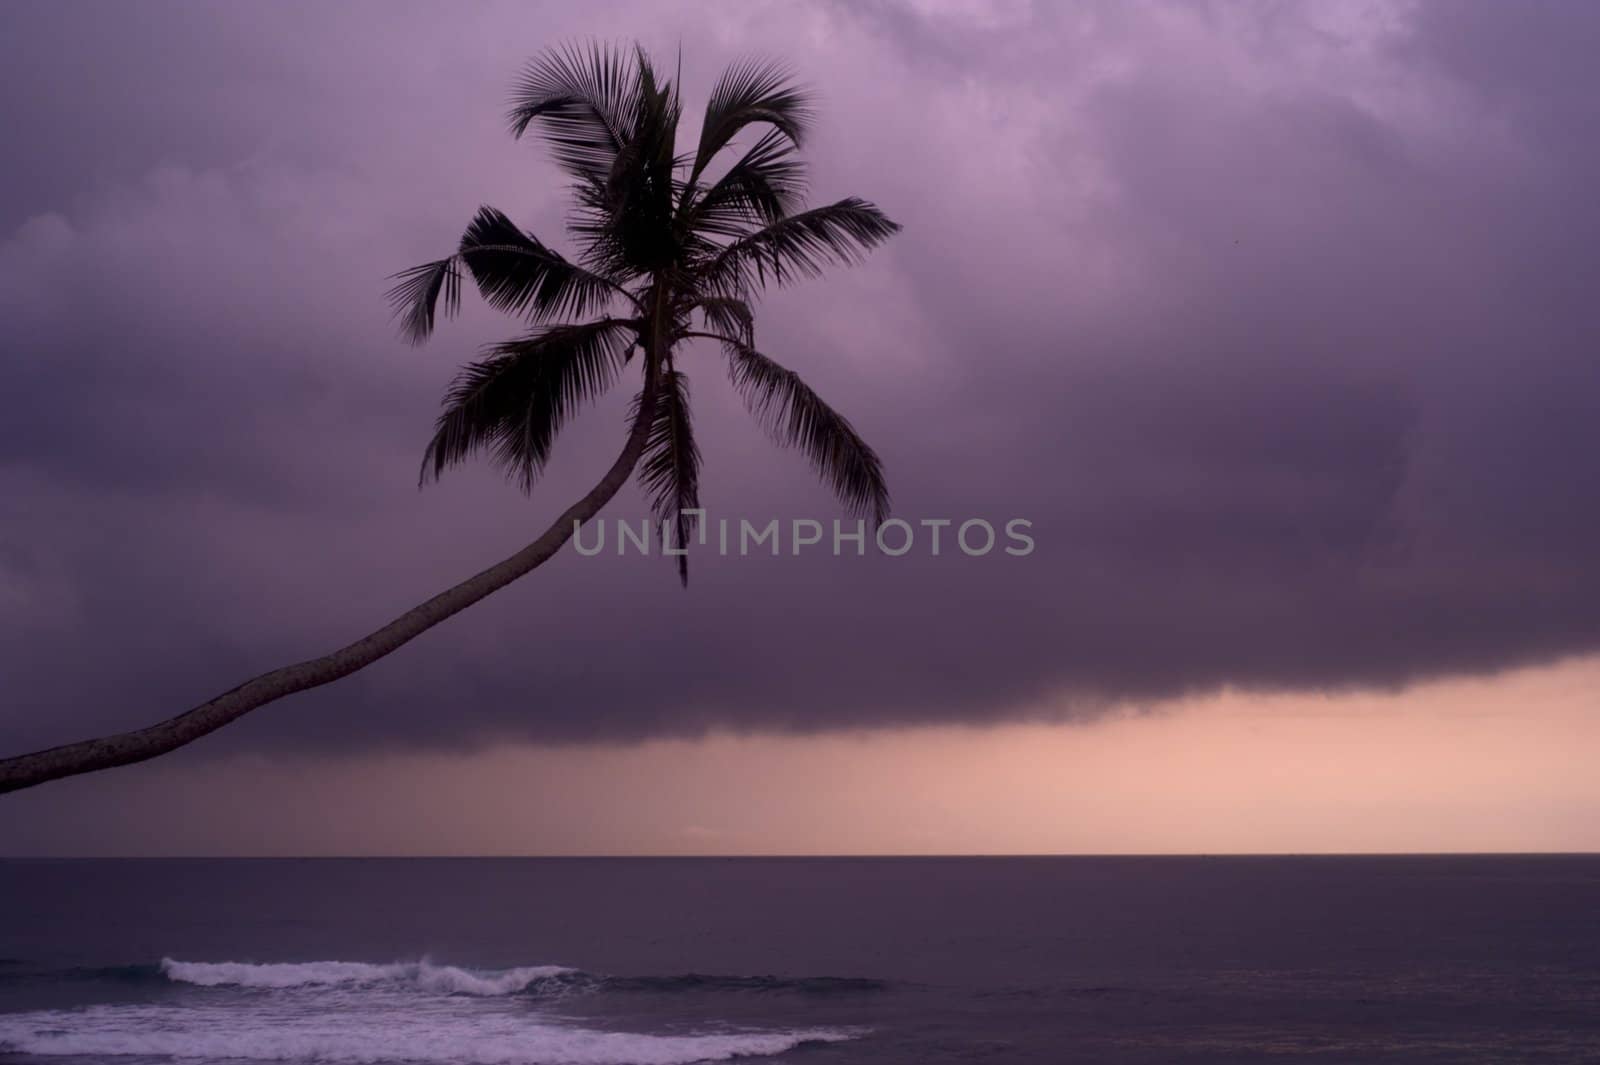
2, 0, 1598, 760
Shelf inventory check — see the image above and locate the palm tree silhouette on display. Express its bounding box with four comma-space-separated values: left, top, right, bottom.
0, 43, 899, 793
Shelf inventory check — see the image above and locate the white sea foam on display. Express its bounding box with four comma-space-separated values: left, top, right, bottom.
159, 958, 577, 996
0, 1002, 857, 1064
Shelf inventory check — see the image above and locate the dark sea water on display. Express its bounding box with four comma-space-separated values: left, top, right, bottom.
2, 856, 1599, 1064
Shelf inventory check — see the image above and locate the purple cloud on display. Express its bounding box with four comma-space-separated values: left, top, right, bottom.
2, 0, 1598, 760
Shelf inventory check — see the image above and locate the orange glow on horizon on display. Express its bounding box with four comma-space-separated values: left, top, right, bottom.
4, 656, 1598, 857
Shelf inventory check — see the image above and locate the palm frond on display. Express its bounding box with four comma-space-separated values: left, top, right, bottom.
696, 198, 900, 297
557, 46, 683, 279
610, 47, 682, 272
386, 257, 462, 345
686, 297, 754, 348
458, 206, 626, 321
726, 344, 889, 523
508, 42, 639, 185
634, 366, 701, 585
682, 130, 807, 238
422, 318, 639, 490
692, 57, 812, 182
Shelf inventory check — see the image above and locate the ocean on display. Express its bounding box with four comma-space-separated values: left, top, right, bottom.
1, 856, 1598, 1064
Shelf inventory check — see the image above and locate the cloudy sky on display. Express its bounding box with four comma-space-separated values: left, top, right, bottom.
2, 0, 1598, 855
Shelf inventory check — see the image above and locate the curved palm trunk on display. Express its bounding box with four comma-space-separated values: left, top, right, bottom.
0, 354, 663, 795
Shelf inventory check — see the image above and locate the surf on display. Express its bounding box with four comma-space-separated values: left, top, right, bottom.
159, 958, 581, 997
0, 1001, 858, 1064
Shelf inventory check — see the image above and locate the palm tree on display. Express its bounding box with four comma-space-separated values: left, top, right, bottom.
0, 43, 899, 794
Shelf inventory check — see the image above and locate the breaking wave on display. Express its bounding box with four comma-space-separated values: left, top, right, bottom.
0, 957, 876, 1062
0, 1003, 857, 1064
4, 958, 889, 999
159, 958, 580, 997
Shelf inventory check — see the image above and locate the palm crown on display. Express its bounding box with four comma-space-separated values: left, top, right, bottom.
388, 43, 901, 583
